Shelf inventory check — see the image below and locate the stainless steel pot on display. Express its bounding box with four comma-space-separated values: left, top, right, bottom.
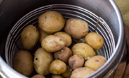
0, 0, 125, 78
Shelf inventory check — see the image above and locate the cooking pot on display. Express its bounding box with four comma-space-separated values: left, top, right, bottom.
0, 0, 125, 78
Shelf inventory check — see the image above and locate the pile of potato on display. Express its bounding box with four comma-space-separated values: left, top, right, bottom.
13, 11, 107, 78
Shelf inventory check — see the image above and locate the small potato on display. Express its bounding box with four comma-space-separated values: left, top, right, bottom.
70, 67, 95, 78
41, 35, 66, 52
39, 29, 50, 43
54, 47, 72, 63
54, 32, 72, 46
38, 11, 65, 34
34, 48, 53, 75
52, 75, 63, 78
62, 66, 72, 78
49, 60, 67, 74
64, 18, 89, 39
13, 50, 33, 76
85, 32, 104, 50
71, 43, 96, 60
84, 55, 107, 70
31, 74, 46, 78
21, 25, 39, 50
68, 55, 84, 70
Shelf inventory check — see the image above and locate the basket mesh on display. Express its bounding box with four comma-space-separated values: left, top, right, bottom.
5, 4, 115, 76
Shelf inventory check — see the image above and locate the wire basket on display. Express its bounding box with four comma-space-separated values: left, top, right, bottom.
5, 4, 115, 78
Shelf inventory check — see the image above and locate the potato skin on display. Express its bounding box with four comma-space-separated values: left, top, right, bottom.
85, 32, 104, 50
62, 66, 72, 78
54, 47, 72, 63
64, 18, 89, 39
41, 35, 66, 52
52, 75, 63, 78
54, 32, 72, 46
70, 67, 95, 78
13, 50, 33, 76
21, 25, 39, 50
84, 55, 107, 70
38, 11, 65, 34
71, 43, 96, 60
39, 29, 50, 43
31, 74, 46, 78
68, 55, 84, 70
34, 48, 54, 75
49, 60, 67, 74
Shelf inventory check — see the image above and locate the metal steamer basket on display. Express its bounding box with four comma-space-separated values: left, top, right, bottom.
0, 0, 125, 78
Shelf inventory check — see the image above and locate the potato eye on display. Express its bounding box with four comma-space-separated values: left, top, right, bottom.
36, 58, 38, 60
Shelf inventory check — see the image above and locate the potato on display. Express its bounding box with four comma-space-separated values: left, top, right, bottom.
31, 74, 46, 78
85, 32, 104, 50
70, 67, 95, 78
64, 18, 89, 39
49, 60, 67, 74
39, 29, 50, 43
62, 66, 72, 78
68, 55, 84, 70
13, 50, 33, 76
54, 32, 72, 46
71, 43, 96, 60
54, 47, 72, 63
41, 35, 66, 52
52, 75, 63, 78
84, 55, 107, 70
21, 25, 39, 50
34, 48, 54, 75
38, 11, 65, 34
